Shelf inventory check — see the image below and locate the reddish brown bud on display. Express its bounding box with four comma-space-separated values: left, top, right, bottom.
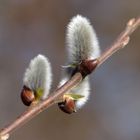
78, 59, 99, 77
21, 86, 35, 106
58, 96, 76, 114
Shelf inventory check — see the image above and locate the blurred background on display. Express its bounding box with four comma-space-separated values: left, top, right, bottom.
0, 0, 139, 140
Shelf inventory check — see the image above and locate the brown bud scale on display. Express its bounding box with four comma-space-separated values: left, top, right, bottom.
58, 96, 76, 114
78, 59, 99, 78
21, 86, 35, 106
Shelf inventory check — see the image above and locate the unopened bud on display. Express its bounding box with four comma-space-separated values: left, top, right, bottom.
21, 86, 35, 106
58, 95, 76, 114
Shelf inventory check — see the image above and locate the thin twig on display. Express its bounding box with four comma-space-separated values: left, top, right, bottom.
0, 17, 140, 140
98, 17, 140, 66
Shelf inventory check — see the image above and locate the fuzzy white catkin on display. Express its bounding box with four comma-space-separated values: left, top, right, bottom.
23, 54, 52, 100
60, 15, 101, 109
66, 15, 100, 63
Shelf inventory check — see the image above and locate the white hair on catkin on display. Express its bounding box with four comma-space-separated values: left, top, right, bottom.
23, 54, 52, 100
73, 77, 90, 109
66, 15, 100, 63
60, 15, 101, 109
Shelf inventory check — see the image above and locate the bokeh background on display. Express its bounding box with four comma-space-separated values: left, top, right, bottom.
0, 0, 139, 140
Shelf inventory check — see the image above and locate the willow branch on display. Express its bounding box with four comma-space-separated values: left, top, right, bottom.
98, 17, 140, 66
0, 17, 140, 140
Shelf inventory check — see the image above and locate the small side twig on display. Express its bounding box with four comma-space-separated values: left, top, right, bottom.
0, 17, 140, 140
98, 17, 140, 66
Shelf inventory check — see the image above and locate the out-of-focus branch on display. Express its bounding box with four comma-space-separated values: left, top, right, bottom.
0, 17, 140, 140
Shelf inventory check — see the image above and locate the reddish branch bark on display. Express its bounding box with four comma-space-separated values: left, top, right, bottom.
0, 17, 140, 140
